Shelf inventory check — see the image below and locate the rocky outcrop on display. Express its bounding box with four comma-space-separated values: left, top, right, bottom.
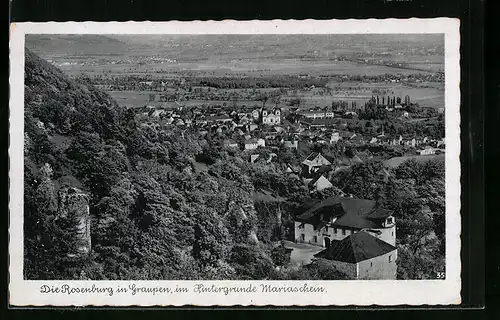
58, 186, 91, 257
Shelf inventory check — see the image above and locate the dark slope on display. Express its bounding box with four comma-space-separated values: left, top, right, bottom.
25, 48, 123, 140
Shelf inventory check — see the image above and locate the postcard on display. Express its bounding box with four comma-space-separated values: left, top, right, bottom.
9, 19, 461, 306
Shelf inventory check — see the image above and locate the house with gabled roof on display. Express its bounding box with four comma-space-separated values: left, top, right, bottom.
313, 231, 397, 279
301, 152, 331, 177
294, 196, 396, 247
308, 175, 333, 192
284, 163, 299, 174
293, 195, 397, 279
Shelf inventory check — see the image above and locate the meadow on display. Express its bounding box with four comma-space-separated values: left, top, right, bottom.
56, 57, 439, 78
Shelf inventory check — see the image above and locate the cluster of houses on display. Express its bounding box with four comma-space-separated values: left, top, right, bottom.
138, 103, 444, 157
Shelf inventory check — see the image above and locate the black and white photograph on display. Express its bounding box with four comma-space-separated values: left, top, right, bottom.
9, 20, 461, 306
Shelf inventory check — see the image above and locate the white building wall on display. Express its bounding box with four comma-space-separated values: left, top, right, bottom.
357, 250, 398, 280
245, 143, 258, 150
295, 221, 359, 246
376, 224, 396, 246
295, 220, 396, 247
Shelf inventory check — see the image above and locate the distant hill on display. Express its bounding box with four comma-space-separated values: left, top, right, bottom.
108, 34, 445, 61
26, 34, 444, 62
25, 34, 132, 58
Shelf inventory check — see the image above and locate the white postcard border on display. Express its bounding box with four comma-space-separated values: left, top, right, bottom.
9, 18, 461, 306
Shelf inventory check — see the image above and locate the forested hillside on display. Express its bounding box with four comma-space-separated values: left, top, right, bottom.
23, 49, 347, 280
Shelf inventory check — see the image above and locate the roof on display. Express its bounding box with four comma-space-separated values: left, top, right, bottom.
305, 152, 320, 161
333, 212, 380, 229
367, 207, 394, 219
297, 196, 375, 221
308, 175, 332, 188
302, 152, 332, 167
314, 231, 397, 263
284, 164, 298, 173
296, 195, 393, 229
206, 115, 232, 121
316, 164, 332, 174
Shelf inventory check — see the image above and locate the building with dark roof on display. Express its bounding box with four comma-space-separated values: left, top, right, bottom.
294, 195, 396, 247
301, 152, 331, 177
313, 231, 397, 279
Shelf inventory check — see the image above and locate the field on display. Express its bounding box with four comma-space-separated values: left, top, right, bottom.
54, 58, 439, 78
327, 81, 444, 108
27, 34, 445, 109
384, 154, 445, 169
107, 91, 163, 108
107, 90, 265, 108
27, 34, 444, 77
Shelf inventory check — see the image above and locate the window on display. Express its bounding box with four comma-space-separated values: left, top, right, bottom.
325, 226, 329, 232
392, 231, 394, 236
370, 262, 373, 267
334, 228, 337, 234
300, 234, 305, 241
313, 236, 317, 243
389, 255, 392, 262
342, 229, 346, 235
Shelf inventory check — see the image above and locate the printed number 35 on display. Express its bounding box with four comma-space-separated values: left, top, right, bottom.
436, 272, 445, 279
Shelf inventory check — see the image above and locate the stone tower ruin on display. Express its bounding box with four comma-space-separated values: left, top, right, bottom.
57, 186, 91, 257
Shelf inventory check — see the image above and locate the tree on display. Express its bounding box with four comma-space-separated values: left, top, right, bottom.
192, 207, 230, 268
334, 160, 387, 200
270, 243, 291, 267
229, 244, 274, 279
